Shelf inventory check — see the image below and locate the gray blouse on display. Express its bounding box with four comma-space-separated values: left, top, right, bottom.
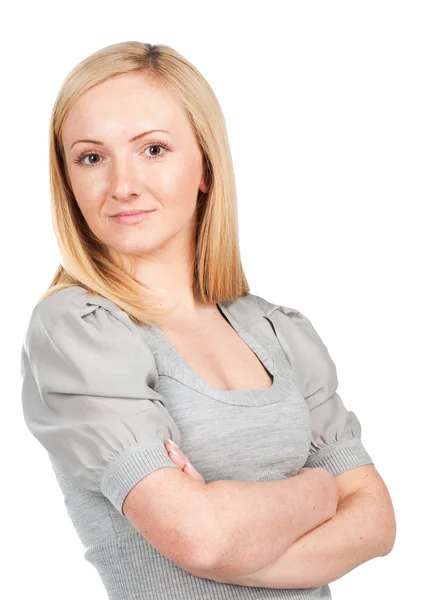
21, 285, 374, 600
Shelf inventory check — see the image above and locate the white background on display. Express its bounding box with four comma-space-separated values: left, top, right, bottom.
3, 1, 422, 598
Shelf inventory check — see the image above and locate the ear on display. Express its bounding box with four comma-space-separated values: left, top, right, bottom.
199, 177, 209, 194
199, 154, 211, 194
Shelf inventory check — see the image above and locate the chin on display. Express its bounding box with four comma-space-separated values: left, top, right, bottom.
107, 234, 166, 257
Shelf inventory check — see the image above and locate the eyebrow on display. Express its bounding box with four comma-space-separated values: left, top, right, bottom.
70, 129, 169, 150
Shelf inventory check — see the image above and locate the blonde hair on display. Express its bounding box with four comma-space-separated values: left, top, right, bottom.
42, 40, 249, 326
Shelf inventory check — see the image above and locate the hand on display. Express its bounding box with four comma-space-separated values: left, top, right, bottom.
165, 439, 206, 483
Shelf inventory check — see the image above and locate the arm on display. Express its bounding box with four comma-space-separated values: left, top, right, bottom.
201, 467, 397, 589
124, 465, 338, 574
214, 488, 393, 588
202, 467, 338, 574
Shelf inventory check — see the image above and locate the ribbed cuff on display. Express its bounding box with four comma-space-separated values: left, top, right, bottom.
304, 438, 374, 476
100, 443, 181, 515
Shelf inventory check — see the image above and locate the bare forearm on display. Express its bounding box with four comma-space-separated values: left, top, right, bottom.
215, 489, 390, 589
197, 468, 337, 578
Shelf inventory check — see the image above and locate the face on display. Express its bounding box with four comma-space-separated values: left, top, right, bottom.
62, 72, 208, 264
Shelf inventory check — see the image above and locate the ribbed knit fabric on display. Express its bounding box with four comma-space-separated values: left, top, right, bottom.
82, 528, 332, 599
21, 286, 375, 599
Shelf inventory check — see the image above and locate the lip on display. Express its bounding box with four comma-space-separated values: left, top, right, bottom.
111, 209, 155, 216
110, 209, 156, 224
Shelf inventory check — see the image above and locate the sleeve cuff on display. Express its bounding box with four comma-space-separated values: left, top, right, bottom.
304, 438, 374, 477
100, 443, 181, 515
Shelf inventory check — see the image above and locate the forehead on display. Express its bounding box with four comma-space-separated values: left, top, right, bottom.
62, 72, 188, 146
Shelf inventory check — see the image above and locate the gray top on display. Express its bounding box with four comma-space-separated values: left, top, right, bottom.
21, 285, 374, 600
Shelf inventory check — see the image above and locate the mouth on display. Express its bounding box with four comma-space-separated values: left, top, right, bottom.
111, 209, 155, 217
110, 209, 156, 224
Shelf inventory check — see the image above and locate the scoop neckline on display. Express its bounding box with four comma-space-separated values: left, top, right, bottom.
149, 301, 291, 406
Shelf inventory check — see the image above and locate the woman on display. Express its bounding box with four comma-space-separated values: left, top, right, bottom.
21, 41, 395, 599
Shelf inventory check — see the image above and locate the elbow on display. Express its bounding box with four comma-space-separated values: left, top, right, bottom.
359, 477, 397, 558
378, 493, 397, 557
379, 515, 397, 557
157, 521, 219, 574
182, 515, 223, 573
369, 495, 397, 558
172, 492, 223, 574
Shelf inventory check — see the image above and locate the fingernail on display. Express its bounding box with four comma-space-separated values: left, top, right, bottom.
166, 438, 179, 448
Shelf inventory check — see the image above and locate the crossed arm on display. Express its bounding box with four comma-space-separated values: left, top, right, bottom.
183, 464, 396, 589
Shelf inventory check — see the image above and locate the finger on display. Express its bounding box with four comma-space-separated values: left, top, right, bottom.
183, 462, 206, 483
165, 440, 186, 462
165, 441, 205, 483
165, 439, 182, 453
165, 440, 187, 461
168, 449, 186, 470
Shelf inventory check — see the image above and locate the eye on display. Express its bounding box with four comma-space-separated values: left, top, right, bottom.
144, 142, 170, 160
73, 151, 103, 169
73, 142, 170, 169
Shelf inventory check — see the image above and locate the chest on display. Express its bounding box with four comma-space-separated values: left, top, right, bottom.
150, 314, 313, 484
157, 369, 312, 484
158, 310, 274, 392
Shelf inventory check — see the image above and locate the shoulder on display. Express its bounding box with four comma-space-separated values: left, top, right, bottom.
22, 285, 162, 398
233, 291, 320, 341
33, 285, 129, 326
23, 285, 136, 362
27, 285, 135, 339
224, 291, 301, 330
231, 292, 337, 403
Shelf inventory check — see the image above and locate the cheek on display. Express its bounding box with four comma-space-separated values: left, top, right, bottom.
72, 172, 108, 202
160, 157, 201, 208
71, 173, 108, 221
90, 178, 109, 197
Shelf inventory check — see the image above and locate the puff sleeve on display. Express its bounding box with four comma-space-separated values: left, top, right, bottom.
267, 304, 374, 477
21, 287, 181, 515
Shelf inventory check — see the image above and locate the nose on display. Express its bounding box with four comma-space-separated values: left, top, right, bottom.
109, 152, 142, 202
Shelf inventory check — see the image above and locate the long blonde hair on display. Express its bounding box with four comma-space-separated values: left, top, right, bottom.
42, 41, 249, 326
